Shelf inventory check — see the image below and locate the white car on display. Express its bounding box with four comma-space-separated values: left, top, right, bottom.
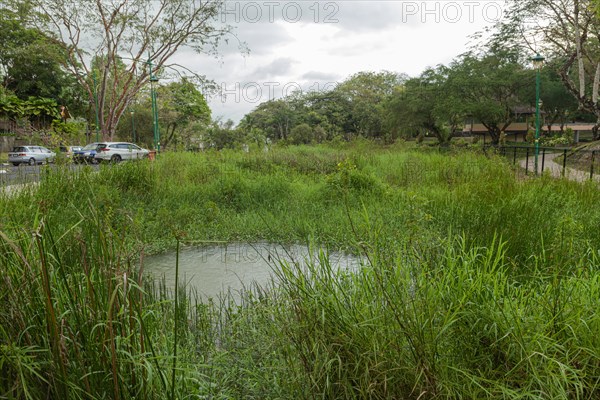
8, 145, 56, 166
94, 142, 150, 163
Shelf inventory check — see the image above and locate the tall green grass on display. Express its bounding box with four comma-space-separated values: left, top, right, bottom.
4, 145, 598, 261
224, 234, 600, 399
2, 143, 600, 398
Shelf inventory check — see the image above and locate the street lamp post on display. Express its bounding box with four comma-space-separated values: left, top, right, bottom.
151, 76, 159, 151
92, 71, 100, 142
130, 110, 136, 143
532, 54, 545, 175
148, 56, 160, 152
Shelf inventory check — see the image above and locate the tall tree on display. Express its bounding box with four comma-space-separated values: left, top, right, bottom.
154, 78, 211, 149
0, 1, 78, 106
383, 67, 458, 144
117, 78, 210, 149
335, 71, 405, 138
536, 64, 580, 134
240, 99, 295, 141
31, 0, 232, 140
302, 90, 353, 139
444, 53, 530, 144
494, 0, 600, 138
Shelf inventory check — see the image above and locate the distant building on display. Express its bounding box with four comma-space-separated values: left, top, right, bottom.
463, 122, 595, 143
462, 107, 595, 143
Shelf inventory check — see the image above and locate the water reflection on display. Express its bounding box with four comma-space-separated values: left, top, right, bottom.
144, 243, 361, 299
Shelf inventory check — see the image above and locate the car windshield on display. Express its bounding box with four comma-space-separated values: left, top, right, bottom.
82, 143, 99, 150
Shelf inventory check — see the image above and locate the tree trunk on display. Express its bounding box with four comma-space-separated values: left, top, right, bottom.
593, 115, 600, 140
482, 124, 501, 145
162, 123, 177, 150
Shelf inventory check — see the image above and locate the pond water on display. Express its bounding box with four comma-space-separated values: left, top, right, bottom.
144, 243, 363, 300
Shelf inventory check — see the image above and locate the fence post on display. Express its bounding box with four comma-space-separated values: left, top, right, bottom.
541, 148, 546, 173
591, 151, 596, 181
525, 147, 530, 175
513, 147, 517, 165
562, 149, 567, 177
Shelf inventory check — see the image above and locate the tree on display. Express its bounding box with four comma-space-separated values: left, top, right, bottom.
494, 0, 600, 138
240, 99, 295, 141
536, 65, 580, 134
0, 1, 82, 111
0, 95, 59, 129
383, 67, 463, 145
239, 71, 405, 144
154, 78, 211, 150
31, 0, 232, 140
335, 71, 405, 138
205, 118, 244, 150
299, 90, 353, 140
444, 53, 530, 144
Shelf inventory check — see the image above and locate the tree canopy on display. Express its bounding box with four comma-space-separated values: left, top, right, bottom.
0, 1, 82, 113
490, 0, 600, 137
27, 0, 231, 141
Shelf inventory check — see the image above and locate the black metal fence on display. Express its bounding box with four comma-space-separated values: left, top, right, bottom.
485, 145, 600, 180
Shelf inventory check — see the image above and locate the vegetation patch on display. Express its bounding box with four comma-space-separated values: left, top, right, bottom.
2, 144, 600, 399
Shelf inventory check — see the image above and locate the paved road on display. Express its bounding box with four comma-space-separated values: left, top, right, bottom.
519, 152, 600, 182
0, 163, 47, 186
0, 162, 99, 188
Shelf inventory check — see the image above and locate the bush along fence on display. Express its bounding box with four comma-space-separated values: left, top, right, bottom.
485, 145, 600, 181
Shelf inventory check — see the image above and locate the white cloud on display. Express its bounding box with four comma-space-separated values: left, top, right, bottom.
178, 1, 505, 123
251, 57, 298, 77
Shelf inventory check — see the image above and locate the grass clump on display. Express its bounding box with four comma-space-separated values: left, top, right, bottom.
260, 235, 600, 398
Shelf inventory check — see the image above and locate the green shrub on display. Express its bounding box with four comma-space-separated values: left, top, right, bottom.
289, 123, 314, 145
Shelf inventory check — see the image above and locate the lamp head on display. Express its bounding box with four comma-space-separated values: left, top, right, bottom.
532, 54, 545, 69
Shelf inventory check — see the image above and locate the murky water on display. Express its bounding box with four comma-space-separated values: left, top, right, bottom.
144, 243, 362, 299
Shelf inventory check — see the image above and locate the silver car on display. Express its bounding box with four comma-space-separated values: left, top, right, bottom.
94, 142, 150, 163
8, 145, 56, 166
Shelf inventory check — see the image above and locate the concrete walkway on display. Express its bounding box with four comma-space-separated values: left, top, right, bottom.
519, 152, 600, 182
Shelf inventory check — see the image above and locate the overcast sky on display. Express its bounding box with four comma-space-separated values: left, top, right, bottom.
171, 1, 506, 124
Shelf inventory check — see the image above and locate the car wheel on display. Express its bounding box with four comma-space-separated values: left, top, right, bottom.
28, 158, 36, 166
111, 154, 122, 163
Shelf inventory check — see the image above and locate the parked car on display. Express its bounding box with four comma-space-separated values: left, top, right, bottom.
59, 145, 83, 159
73, 143, 102, 164
8, 145, 56, 166
94, 142, 150, 163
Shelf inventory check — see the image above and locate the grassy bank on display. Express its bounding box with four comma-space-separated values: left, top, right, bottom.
1, 142, 600, 398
